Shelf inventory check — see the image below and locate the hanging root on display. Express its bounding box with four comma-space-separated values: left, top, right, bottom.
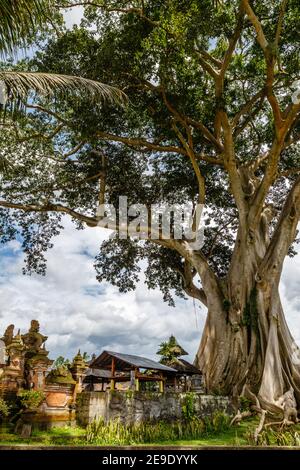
254, 409, 267, 443
263, 387, 299, 431
231, 385, 299, 442
230, 384, 260, 427
264, 419, 296, 430
230, 410, 252, 426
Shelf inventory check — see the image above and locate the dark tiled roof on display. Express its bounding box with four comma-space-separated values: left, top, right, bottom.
167, 358, 202, 375
84, 368, 111, 378
90, 350, 177, 373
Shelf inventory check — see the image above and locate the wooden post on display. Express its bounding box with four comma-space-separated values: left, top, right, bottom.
135, 368, 139, 391
159, 372, 164, 392
110, 358, 115, 390
174, 376, 177, 391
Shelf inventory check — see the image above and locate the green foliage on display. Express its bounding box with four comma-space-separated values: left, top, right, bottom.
17, 389, 45, 410
0, 397, 10, 420
181, 393, 196, 421
204, 411, 231, 435
47, 355, 75, 384
246, 428, 300, 447
0, 0, 299, 308
0, 0, 54, 54
52, 356, 71, 369
157, 335, 187, 362
239, 396, 251, 412
86, 411, 231, 445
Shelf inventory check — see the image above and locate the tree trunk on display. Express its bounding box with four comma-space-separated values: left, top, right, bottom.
192, 207, 300, 416
194, 272, 300, 415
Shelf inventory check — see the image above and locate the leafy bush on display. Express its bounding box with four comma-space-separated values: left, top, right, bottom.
0, 398, 10, 420
239, 396, 251, 412
246, 427, 300, 446
181, 393, 196, 421
204, 411, 231, 434
17, 389, 45, 410
86, 411, 231, 445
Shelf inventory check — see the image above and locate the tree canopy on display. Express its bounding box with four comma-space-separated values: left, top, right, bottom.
1, 0, 299, 305
1, 1, 300, 416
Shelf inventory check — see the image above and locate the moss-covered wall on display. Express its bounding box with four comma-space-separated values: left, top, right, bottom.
76, 391, 234, 426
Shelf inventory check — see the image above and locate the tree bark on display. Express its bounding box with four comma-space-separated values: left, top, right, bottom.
193, 224, 300, 416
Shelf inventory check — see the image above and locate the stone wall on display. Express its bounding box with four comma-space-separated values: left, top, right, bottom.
76, 391, 234, 427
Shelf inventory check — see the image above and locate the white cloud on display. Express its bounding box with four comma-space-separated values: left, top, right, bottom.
63, 6, 84, 29
0, 219, 203, 363
0, 218, 299, 365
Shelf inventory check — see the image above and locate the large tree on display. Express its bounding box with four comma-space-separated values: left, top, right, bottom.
1, 0, 300, 423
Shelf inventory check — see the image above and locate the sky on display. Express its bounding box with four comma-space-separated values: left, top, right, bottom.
0, 220, 204, 362
0, 217, 299, 364
0, 7, 299, 365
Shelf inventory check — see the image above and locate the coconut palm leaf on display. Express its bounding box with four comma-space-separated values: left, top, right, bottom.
0, 3, 127, 107
0, 0, 52, 54
0, 71, 127, 106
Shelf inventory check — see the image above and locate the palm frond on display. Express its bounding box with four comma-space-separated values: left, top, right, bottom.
0, 71, 127, 106
0, 0, 52, 54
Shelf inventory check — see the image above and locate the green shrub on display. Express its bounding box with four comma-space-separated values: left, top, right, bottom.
239, 396, 251, 412
246, 427, 300, 446
86, 411, 231, 445
181, 393, 196, 421
0, 397, 10, 420
17, 389, 45, 410
204, 410, 231, 434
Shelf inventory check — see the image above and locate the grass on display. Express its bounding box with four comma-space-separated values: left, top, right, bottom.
0, 425, 87, 446
31, 426, 86, 438
158, 418, 260, 446
1, 418, 300, 447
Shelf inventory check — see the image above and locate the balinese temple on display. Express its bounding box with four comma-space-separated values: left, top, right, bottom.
86, 350, 177, 392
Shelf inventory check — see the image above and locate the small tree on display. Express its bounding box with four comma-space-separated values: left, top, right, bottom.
52, 356, 71, 370
157, 335, 188, 364
17, 389, 45, 411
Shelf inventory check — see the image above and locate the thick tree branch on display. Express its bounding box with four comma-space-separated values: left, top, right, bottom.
220, 111, 246, 221
243, 0, 283, 131
61, 141, 86, 158
232, 89, 265, 129
95, 130, 186, 155
257, 175, 300, 281
180, 261, 207, 307
275, 0, 288, 49
171, 122, 206, 205
250, 101, 300, 225
18, 123, 65, 143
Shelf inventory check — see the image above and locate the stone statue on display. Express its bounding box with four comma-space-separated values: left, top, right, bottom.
22, 320, 48, 354
2, 324, 14, 346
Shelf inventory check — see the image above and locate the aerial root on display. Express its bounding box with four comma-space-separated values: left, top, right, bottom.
264, 418, 298, 431
231, 386, 299, 442
230, 410, 252, 426
254, 409, 267, 444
